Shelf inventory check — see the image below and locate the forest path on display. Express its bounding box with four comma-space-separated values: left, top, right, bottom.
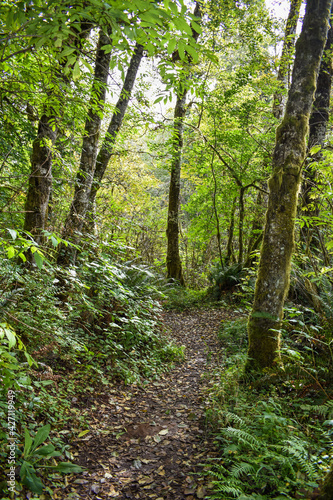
65, 308, 233, 500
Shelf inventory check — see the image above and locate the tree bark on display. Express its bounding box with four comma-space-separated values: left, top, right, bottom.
166, 89, 187, 286
57, 28, 112, 266
87, 42, 144, 231
301, 17, 332, 254
272, 0, 302, 120
166, 1, 202, 285
23, 114, 56, 243
210, 152, 223, 268
226, 197, 237, 265
23, 21, 92, 245
238, 187, 245, 264
246, 0, 332, 372
245, 189, 265, 268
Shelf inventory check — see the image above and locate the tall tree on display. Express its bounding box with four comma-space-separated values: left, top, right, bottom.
57, 28, 112, 266
166, 1, 202, 285
246, 0, 332, 371
87, 42, 144, 232
272, 0, 302, 120
23, 22, 92, 245
301, 15, 333, 260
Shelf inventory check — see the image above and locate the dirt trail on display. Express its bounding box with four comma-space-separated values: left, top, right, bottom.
61, 309, 231, 500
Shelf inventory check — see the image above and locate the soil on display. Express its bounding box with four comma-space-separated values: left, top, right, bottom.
56, 308, 234, 500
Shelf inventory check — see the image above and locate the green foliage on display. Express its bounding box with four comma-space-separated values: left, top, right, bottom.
163, 286, 209, 311
208, 262, 244, 300
203, 313, 333, 500
17, 424, 83, 494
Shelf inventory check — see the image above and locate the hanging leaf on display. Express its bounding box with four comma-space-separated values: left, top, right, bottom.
34, 252, 44, 270
73, 60, 81, 81
7, 229, 17, 240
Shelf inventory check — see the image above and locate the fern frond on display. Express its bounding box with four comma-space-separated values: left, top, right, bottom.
223, 427, 262, 449
282, 438, 316, 478
230, 461, 255, 478
223, 411, 246, 427
301, 401, 333, 419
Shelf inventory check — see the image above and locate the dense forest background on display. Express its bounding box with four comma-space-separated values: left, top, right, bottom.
1, 0, 333, 498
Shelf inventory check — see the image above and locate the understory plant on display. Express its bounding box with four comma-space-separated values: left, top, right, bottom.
204, 315, 333, 500
0, 236, 184, 496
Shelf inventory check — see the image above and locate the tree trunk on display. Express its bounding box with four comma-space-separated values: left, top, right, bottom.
57, 29, 112, 266
23, 22, 92, 245
245, 189, 265, 268
301, 17, 332, 254
23, 114, 56, 244
272, 0, 302, 119
166, 1, 202, 285
210, 152, 223, 268
166, 89, 187, 286
246, 0, 332, 372
238, 187, 245, 264
87, 43, 144, 232
226, 197, 237, 265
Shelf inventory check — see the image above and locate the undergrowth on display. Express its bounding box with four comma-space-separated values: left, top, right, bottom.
203, 310, 333, 500
0, 239, 184, 497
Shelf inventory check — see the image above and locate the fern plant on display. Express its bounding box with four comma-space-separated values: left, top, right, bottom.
206, 401, 323, 499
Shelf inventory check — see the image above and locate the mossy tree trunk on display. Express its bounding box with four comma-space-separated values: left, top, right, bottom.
246, 0, 332, 372
57, 28, 111, 266
238, 187, 245, 264
245, 189, 265, 268
23, 114, 57, 244
23, 22, 92, 247
302, 15, 332, 256
272, 0, 302, 120
210, 152, 223, 268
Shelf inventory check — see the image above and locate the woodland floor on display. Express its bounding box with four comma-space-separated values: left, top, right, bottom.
56, 308, 236, 500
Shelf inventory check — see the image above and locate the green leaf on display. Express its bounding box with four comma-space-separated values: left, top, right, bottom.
24, 428, 33, 458
52, 462, 83, 473
34, 252, 44, 269
18, 252, 27, 262
309, 145, 321, 156
24, 351, 37, 367
7, 229, 17, 240
153, 96, 164, 104
185, 44, 198, 63
59, 46, 76, 58
73, 60, 81, 81
167, 38, 176, 55
34, 444, 56, 456
51, 236, 59, 248
178, 41, 185, 61
78, 429, 90, 437
173, 17, 192, 36
4, 327, 16, 348
20, 461, 44, 494
7, 246, 15, 259
31, 424, 51, 452
190, 20, 202, 34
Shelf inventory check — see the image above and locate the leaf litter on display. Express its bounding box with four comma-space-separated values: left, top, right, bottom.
55, 308, 234, 499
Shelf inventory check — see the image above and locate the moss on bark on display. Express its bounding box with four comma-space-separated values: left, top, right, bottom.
246, 0, 332, 373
